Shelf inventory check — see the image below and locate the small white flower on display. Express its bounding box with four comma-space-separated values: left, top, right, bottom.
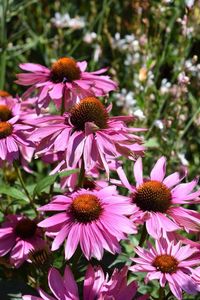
178, 153, 189, 166
93, 44, 102, 62
134, 109, 145, 120
185, 0, 195, 8
67, 17, 85, 30
83, 32, 97, 44
178, 72, 190, 85
154, 120, 164, 130
51, 12, 85, 30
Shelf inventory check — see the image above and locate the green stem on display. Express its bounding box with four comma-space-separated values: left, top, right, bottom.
165, 290, 172, 300
70, 246, 82, 278
178, 94, 200, 140
13, 161, 38, 215
60, 96, 65, 115
77, 159, 85, 188
138, 224, 148, 247
158, 286, 165, 300
145, 95, 167, 140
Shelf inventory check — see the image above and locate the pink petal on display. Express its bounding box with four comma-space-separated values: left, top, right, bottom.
77, 61, 87, 72
63, 266, 79, 299
48, 268, 66, 300
19, 63, 50, 73
66, 132, 85, 167
83, 265, 95, 300
65, 224, 80, 260
0, 139, 7, 160
163, 171, 186, 188
150, 157, 166, 182
38, 213, 67, 228
49, 83, 64, 99
52, 223, 71, 251
117, 166, 135, 192
38, 288, 55, 300
172, 177, 199, 199
133, 157, 143, 186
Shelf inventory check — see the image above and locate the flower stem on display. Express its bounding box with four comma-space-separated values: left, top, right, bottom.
77, 159, 85, 188
159, 286, 165, 300
70, 246, 82, 278
138, 224, 148, 247
60, 96, 65, 115
13, 161, 38, 215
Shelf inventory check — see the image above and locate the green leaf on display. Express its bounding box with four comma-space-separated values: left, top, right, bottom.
33, 169, 79, 197
33, 174, 57, 197
58, 169, 79, 178
0, 186, 28, 201
144, 138, 159, 148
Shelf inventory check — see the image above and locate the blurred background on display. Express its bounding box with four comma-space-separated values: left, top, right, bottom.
1, 0, 200, 177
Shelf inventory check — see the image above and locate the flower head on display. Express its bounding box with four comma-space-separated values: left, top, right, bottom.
0, 90, 21, 121
0, 115, 32, 163
0, 215, 45, 267
117, 156, 200, 238
129, 236, 199, 300
16, 58, 118, 110
23, 264, 148, 300
38, 185, 136, 260
29, 97, 145, 175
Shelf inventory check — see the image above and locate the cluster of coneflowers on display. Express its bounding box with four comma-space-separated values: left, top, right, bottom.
0, 56, 199, 300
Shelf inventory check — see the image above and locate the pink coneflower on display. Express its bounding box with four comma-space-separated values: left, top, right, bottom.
0, 215, 45, 267
0, 90, 21, 121
38, 186, 136, 260
117, 156, 200, 238
23, 264, 148, 300
16, 57, 118, 110
129, 236, 199, 300
0, 92, 35, 168
0, 115, 32, 162
29, 97, 145, 175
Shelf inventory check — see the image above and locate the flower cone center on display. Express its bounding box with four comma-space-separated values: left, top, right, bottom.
50, 57, 81, 83
0, 105, 12, 121
153, 254, 178, 273
70, 97, 108, 131
0, 90, 11, 97
15, 219, 37, 239
70, 194, 103, 223
134, 180, 171, 213
0, 122, 13, 138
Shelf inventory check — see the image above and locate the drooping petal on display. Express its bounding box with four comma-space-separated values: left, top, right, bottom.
133, 157, 143, 186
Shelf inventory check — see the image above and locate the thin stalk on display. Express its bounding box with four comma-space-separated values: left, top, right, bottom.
138, 224, 148, 247
158, 286, 165, 300
145, 95, 167, 140
70, 246, 82, 278
60, 96, 65, 115
178, 100, 200, 140
13, 161, 38, 215
77, 159, 85, 188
